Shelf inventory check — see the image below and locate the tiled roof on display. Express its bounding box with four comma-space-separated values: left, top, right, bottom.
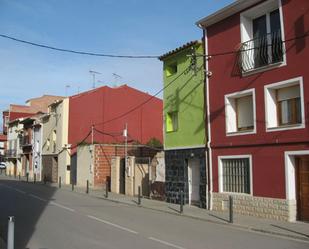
158, 40, 200, 61
0, 134, 6, 141
10, 105, 37, 113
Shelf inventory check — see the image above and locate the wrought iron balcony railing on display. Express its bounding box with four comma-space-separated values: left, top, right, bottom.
20, 135, 32, 147
5, 149, 17, 158
239, 31, 284, 73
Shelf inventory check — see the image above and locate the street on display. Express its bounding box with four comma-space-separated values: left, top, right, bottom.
0, 179, 308, 249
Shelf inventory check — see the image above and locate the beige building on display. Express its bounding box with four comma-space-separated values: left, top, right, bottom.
41, 98, 69, 183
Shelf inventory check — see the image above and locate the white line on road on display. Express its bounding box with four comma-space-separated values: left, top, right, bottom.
148, 237, 187, 249
87, 215, 138, 234
50, 201, 75, 212
29, 194, 46, 202
13, 188, 26, 194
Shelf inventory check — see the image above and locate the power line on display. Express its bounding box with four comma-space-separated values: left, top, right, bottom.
93, 63, 202, 127
0, 33, 307, 60
0, 33, 159, 59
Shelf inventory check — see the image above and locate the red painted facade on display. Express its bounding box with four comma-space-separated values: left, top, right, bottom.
69, 85, 163, 147
205, 0, 309, 198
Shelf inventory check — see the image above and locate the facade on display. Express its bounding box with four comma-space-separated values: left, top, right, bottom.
76, 143, 160, 193
20, 117, 35, 179
197, 0, 309, 221
67, 84, 163, 188
41, 98, 69, 183
0, 134, 6, 162
6, 119, 23, 176
68, 84, 163, 147
3, 95, 65, 179
159, 41, 207, 207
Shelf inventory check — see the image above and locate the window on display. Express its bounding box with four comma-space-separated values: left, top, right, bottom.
265, 77, 304, 131
225, 89, 256, 135
166, 112, 178, 132
46, 138, 50, 150
219, 156, 252, 194
240, 0, 284, 73
4, 116, 9, 127
277, 86, 301, 125
166, 63, 177, 77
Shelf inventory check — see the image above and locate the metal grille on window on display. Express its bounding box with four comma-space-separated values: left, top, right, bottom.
222, 158, 250, 194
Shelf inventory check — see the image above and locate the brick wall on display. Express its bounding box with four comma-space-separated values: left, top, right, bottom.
93, 144, 159, 187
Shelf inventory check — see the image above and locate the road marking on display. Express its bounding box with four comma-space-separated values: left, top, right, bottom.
148, 237, 187, 249
29, 194, 46, 202
87, 215, 138, 234
50, 201, 75, 212
13, 188, 26, 194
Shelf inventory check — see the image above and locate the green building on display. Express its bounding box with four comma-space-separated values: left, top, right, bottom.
159, 41, 207, 207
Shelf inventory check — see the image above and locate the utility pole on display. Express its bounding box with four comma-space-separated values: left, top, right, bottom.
123, 123, 128, 175
89, 70, 101, 89
91, 125, 94, 145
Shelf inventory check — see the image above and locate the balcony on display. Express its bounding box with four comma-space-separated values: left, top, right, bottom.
20, 135, 32, 148
5, 149, 17, 158
239, 31, 284, 73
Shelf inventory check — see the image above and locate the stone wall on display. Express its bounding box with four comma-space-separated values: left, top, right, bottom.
212, 192, 296, 221
165, 148, 206, 208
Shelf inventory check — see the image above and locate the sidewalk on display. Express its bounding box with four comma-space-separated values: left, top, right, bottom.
2, 175, 309, 242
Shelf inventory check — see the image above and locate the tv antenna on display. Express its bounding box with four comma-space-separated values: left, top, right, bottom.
89, 70, 101, 89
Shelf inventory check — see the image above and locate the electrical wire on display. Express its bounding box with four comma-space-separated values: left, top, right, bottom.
0, 33, 159, 59
70, 129, 92, 149
0, 33, 308, 59
92, 63, 202, 127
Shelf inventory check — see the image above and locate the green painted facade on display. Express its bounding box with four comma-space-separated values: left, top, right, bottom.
161, 41, 206, 149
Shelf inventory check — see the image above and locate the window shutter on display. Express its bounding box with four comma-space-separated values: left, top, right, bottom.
277, 85, 300, 101
237, 95, 254, 129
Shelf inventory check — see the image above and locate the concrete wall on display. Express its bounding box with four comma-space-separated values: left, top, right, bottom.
32, 125, 42, 181
134, 163, 149, 197
42, 98, 70, 184
56, 99, 70, 184
111, 156, 120, 193
76, 144, 94, 188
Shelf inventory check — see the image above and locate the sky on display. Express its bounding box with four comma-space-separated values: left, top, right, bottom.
0, 0, 233, 129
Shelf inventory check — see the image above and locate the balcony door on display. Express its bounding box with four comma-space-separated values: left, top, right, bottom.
252, 9, 282, 69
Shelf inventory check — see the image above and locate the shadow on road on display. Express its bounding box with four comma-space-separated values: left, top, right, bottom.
0, 177, 57, 249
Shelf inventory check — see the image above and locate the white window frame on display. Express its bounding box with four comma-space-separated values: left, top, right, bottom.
218, 155, 253, 195
264, 76, 305, 132
240, 0, 286, 75
225, 88, 256, 136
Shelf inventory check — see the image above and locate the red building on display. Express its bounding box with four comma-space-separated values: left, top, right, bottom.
69, 84, 163, 147
197, 0, 309, 221
68, 84, 163, 188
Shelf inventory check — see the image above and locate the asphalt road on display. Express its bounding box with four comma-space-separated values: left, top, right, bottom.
0, 179, 308, 249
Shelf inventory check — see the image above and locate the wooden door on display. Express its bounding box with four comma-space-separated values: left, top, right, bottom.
296, 156, 309, 221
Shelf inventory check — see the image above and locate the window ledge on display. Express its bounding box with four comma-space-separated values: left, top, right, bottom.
242, 61, 286, 77
266, 123, 305, 132
226, 129, 255, 136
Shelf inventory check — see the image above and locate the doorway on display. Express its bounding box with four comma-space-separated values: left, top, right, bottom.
188, 158, 200, 205
296, 156, 309, 221
119, 158, 125, 194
